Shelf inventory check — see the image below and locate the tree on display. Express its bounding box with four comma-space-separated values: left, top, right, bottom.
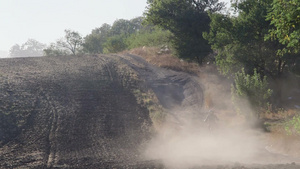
9, 44, 22, 57
57, 29, 83, 55
83, 17, 147, 54
110, 19, 139, 37
43, 43, 69, 56
82, 24, 111, 54
104, 35, 128, 53
9, 39, 45, 57
145, 0, 225, 64
21, 39, 46, 56
267, 0, 300, 54
204, 0, 290, 77
266, 0, 300, 75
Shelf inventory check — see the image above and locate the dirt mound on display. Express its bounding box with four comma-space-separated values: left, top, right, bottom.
0, 55, 299, 169
0, 55, 155, 168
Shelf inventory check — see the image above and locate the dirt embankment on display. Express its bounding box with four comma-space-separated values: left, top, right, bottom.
0, 54, 299, 169
0, 54, 204, 168
0, 55, 152, 168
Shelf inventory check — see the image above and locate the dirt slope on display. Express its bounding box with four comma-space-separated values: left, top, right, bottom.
0, 54, 299, 169
0, 54, 205, 168
0, 55, 154, 168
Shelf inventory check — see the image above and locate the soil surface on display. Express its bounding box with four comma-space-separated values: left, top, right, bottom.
0, 54, 299, 168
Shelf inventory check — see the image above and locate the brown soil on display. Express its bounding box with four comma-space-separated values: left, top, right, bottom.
0, 54, 299, 169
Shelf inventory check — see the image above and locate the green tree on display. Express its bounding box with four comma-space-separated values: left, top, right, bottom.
110, 19, 138, 36
44, 43, 69, 56
104, 35, 128, 53
83, 23, 111, 54
57, 29, 83, 55
267, 0, 300, 54
83, 17, 145, 54
204, 0, 288, 77
266, 0, 300, 75
145, 0, 225, 64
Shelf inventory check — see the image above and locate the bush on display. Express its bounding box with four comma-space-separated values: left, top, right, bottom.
232, 68, 273, 119
104, 35, 128, 53
126, 28, 172, 49
285, 114, 300, 135
44, 43, 69, 56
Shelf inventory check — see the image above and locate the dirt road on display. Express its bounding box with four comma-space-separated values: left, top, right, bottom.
0, 54, 299, 168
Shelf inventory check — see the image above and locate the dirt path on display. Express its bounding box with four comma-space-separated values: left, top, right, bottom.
0, 55, 299, 169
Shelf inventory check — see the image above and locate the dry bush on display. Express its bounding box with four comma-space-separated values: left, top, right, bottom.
262, 109, 298, 121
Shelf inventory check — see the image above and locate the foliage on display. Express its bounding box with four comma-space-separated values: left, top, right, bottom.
83, 17, 172, 54
44, 43, 69, 56
232, 69, 273, 118
57, 29, 83, 55
82, 24, 111, 54
126, 27, 172, 49
144, 0, 225, 64
9, 39, 45, 57
103, 35, 128, 53
204, 0, 289, 77
285, 114, 300, 135
110, 18, 143, 36
83, 17, 149, 54
266, 0, 300, 54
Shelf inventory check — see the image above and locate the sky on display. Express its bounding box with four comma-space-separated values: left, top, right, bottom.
0, 0, 231, 56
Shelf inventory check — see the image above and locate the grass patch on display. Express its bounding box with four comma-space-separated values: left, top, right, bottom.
261, 109, 300, 135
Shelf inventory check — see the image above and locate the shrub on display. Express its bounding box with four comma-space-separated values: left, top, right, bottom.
126, 28, 172, 49
232, 68, 273, 119
103, 35, 128, 53
285, 114, 300, 135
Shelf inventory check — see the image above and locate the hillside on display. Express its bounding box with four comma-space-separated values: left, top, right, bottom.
0, 54, 299, 169
0, 54, 204, 168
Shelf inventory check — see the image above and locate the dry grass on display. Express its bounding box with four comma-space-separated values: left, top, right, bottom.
124, 47, 201, 75
262, 109, 298, 121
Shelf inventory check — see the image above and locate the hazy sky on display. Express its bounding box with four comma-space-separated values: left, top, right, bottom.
0, 0, 231, 53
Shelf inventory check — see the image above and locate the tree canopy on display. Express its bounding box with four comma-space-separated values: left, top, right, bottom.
9, 39, 45, 57
144, 0, 225, 64
203, 0, 295, 78
57, 29, 83, 55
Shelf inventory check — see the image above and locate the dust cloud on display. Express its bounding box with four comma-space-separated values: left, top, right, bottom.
142, 69, 268, 168
143, 112, 263, 168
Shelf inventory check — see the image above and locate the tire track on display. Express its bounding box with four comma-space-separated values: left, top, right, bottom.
36, 86, 60, 168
